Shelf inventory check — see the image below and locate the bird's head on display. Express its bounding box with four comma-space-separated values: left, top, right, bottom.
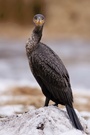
33, 14, 45, 26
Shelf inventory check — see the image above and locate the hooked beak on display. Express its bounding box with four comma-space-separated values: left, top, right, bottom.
34, 17, 44, 26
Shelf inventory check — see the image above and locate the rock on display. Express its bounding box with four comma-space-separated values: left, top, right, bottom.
0, 106, 89, 135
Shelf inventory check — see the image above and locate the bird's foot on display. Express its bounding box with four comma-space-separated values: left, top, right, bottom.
53, 103, 58, 107
44, 97, 50, 107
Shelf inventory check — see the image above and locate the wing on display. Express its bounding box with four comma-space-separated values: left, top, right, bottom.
30, 43, 73, 105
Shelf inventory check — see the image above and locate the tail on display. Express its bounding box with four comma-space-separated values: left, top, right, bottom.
66, 105, 83, 130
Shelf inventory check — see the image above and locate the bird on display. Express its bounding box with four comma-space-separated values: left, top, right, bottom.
25, 14, 83, 130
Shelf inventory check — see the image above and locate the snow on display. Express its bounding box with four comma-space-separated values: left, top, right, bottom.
0, 106, 89, 135
81, 111, 90, 118
0, 105, 35, 116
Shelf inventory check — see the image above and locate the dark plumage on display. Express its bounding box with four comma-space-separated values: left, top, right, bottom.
26, 14, 83, 130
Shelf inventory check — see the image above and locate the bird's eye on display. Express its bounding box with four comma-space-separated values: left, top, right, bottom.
41, 17, 44, 20
34, 16, 37, 20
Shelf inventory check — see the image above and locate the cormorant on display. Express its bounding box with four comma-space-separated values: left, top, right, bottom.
26, 14, 83, 130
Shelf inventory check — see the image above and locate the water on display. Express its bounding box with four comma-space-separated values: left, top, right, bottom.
0, 38, 90, 91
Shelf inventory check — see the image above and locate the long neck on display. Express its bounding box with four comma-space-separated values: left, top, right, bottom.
33, 25, 43, 43
26, 25, 43, 53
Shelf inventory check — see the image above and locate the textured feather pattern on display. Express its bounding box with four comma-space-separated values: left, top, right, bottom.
29, 42, 73, 106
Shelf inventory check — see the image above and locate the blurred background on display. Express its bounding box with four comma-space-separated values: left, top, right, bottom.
0, 0, 90, 116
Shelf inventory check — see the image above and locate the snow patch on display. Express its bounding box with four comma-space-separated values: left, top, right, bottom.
0, 106, 89, 135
